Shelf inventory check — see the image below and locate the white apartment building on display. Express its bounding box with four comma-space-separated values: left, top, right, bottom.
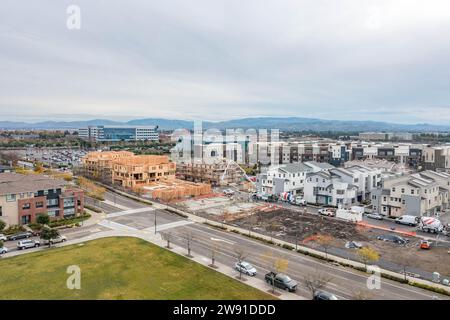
332, 165, 382, 202
303, 170, 358, 207
256, 163, 313, 196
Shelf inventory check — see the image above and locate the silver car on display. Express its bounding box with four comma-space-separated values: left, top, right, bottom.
0, 246, 8, 254
234, 261, 257, 276
366, 213, 384, 220
42, 235, 67, 245
17, 239, 40, 250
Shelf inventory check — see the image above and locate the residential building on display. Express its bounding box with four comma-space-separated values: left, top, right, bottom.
256, 163, 313, 196
303, 170, 358, 207
78, 125, 159, 142
176, 159, 243, 186
112, 155, 176, 188
0, 173, 84, 226
371, 173, 444, 218
422, 146, 450, 172
331, 165, 382, 202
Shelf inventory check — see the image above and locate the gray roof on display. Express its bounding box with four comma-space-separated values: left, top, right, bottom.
304, 161, 335, 170
0, 173, 66, 196
279, 163, 312, 174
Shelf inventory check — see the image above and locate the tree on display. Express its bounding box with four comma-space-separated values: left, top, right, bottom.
397, 252, 414, 282
161, 232, 172, 249
209, 244, 219, 269
182, 231, 194, 258
262, 251, 289, 294
40, 227, 60, 247
316, 234, 333, 260
36, 214, 50, 226
357, 247, 380, 270
233, 245, 248, 280
302, 271, 333, 299
0, 219, 6, 232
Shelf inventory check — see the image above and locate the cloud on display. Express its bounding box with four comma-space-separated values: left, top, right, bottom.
1, 0, 450, 124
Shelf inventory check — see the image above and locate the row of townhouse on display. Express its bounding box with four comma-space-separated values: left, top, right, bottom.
256, 161, 381, 207
0, 173, 84, 226
371, 170, 450, 217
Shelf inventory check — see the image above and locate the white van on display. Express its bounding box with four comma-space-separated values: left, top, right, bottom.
395, 215, 419, 226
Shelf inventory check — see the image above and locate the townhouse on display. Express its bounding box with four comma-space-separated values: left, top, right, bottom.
422, 146, 450, 173
332, 165, 382, 202
256, 163, 313, 196
303, 170, 358, 207
371, 174, 444, 217
0, 173, 84, 226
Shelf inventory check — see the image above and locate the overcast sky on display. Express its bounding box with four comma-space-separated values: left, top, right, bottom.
1, 0, 450, 124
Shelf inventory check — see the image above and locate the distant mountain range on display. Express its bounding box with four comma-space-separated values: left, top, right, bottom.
1, 117, 449, 132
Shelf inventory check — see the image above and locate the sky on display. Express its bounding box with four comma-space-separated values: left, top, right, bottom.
1, 0, 450, 124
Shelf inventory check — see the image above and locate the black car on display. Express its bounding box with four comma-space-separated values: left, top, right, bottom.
265, 272, 298, 292
7, 232, 33, 241
313, 291, 338, 300
376, 234, 408, 244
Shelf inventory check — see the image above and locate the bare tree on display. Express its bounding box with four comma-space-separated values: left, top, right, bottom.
233, 245, 248, 280
351, 289, 374, 300
397, 252, 414, 282
316, 234, 333, 260
182, 231, 195, 258
302, 271, 333, 299
262, 250, 289, 294
161, 232, 172, 249
209, 244, 219, 269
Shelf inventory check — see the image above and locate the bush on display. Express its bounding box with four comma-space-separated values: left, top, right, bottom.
3, 225, 26, 235
281, 244, 295, 250
409, 281, 450, 296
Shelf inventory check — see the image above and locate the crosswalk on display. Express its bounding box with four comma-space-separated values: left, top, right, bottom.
106, 207, 155, 219
143, 220, 194, 232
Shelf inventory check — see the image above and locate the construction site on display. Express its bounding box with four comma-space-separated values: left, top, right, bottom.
175, 194, 450, 279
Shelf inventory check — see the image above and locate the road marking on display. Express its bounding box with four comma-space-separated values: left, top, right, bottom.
98, 220, 139, 231
106, 207, 154, 218
103, 199, 131, 211
143, 220, 194, 232
210, 237, 235, 245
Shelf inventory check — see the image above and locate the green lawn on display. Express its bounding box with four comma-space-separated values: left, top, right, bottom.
0, 237, 274, 300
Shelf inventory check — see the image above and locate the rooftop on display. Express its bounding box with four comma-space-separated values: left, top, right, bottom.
0, 173, 66, 196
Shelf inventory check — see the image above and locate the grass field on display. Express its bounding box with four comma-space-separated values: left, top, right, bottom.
0, 237, 274, 300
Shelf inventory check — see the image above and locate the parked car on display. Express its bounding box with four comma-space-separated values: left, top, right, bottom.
366, 213, 384, 220
234, 261, 257, 276
17, 239, 40, 250
313, 291, 338, 300
345, 241, 363, 249
0, 246, 8, 254
0, 233, 7, 241
264, 272, 298, 292
223, 189, 235, 196
8, 232, 33, 241
41, 235, 67, 245
293, 197, 306, 206
376, 234, 408, 244
318, 208, 335, 217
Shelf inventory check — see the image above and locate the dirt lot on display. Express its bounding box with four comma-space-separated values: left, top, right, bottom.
229, 208, 450, 279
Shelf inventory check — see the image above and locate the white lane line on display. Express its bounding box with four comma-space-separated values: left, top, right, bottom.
144, 220, 194, 232
98, 220, 139, 231
106, 207, 154, 218
210, 237, 235, 245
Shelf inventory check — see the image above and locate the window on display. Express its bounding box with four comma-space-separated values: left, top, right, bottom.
411, 189, 415, 195
35, 201, 44, 208
6, 194, 16, 202
22, 203, 30, 210
392, 187, 396, 192
0, 206, 2, 216
401, 188, 405, 193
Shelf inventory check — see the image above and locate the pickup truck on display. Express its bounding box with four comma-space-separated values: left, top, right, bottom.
264, 272, 298, 292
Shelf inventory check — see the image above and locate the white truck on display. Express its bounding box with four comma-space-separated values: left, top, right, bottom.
418, 217, 444, 234
395, 215, 419, 226
335, 206, 363, 222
